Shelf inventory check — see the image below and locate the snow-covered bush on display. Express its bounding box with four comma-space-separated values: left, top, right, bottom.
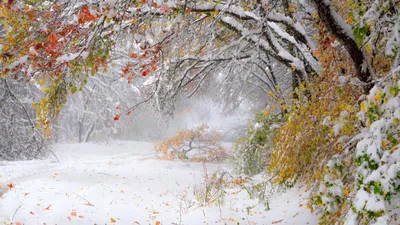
233, 112, 282, 176
0, 78, 47, 160
345, 83, 400, 225
311, 154, 355, 224
310, 81, 400, 225
154, 125, 227, 161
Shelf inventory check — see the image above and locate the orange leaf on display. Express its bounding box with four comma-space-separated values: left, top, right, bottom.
110, 217, 117, 223
49, 32, 58, 48
16, 222, 22, 225
155, 221, 161, 225
44, 205, 51, 210
71, 211, 77, 216
128, 53, 138, 58
8, 183, 14, 189
151, 64, 157, 71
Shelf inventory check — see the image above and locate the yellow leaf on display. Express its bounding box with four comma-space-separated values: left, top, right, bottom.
110, 217, 117, 223
360, 102, 367, 112
267, 91, 274, 97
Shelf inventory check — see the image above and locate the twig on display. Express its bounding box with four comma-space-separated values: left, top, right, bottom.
48, 149, 60, 163
74, 194, 94, 206
12, 205, 22, 221
109, 191, 121, 204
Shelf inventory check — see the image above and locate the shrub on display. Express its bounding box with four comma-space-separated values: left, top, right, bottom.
270, 74, 362, 185
154, 125, 227, 161
345, 82, 400, 224
233, 112, 282, 176
0, 78, 47, 160
196, 168, 230, 206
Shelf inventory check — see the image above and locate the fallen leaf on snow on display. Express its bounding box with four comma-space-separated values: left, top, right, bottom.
110, 218, 117, 223
29, 211, 35, 215
272, 219, 283, 224
71, 211, 77, 216
155, 221, 161, 225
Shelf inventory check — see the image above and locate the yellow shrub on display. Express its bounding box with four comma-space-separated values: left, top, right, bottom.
270, 75, 363, 183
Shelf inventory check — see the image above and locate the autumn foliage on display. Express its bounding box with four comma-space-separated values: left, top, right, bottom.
154, 125, 227, 162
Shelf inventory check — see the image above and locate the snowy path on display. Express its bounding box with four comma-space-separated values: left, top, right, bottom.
0, 142, 318, 225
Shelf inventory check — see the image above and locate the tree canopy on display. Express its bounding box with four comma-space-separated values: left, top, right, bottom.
1, 0, 398, 130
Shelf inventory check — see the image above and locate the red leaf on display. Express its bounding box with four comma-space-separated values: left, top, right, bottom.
127, 111, 131, 116
114, 115, 120, 121
8, 183, 14, 189
141, 68, 150, 76
160, 4, 171, 14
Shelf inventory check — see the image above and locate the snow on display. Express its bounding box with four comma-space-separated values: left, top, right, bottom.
56, 53, 81, 63
29, 46, 38, 56
333, 122, 343, 136
0, 142, 318, 225
324, 0, 355, 41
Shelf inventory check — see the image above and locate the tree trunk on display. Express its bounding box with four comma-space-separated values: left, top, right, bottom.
310, 0, 373, 93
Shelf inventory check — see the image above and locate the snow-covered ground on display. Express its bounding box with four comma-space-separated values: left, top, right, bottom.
0, 142, 318, 225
